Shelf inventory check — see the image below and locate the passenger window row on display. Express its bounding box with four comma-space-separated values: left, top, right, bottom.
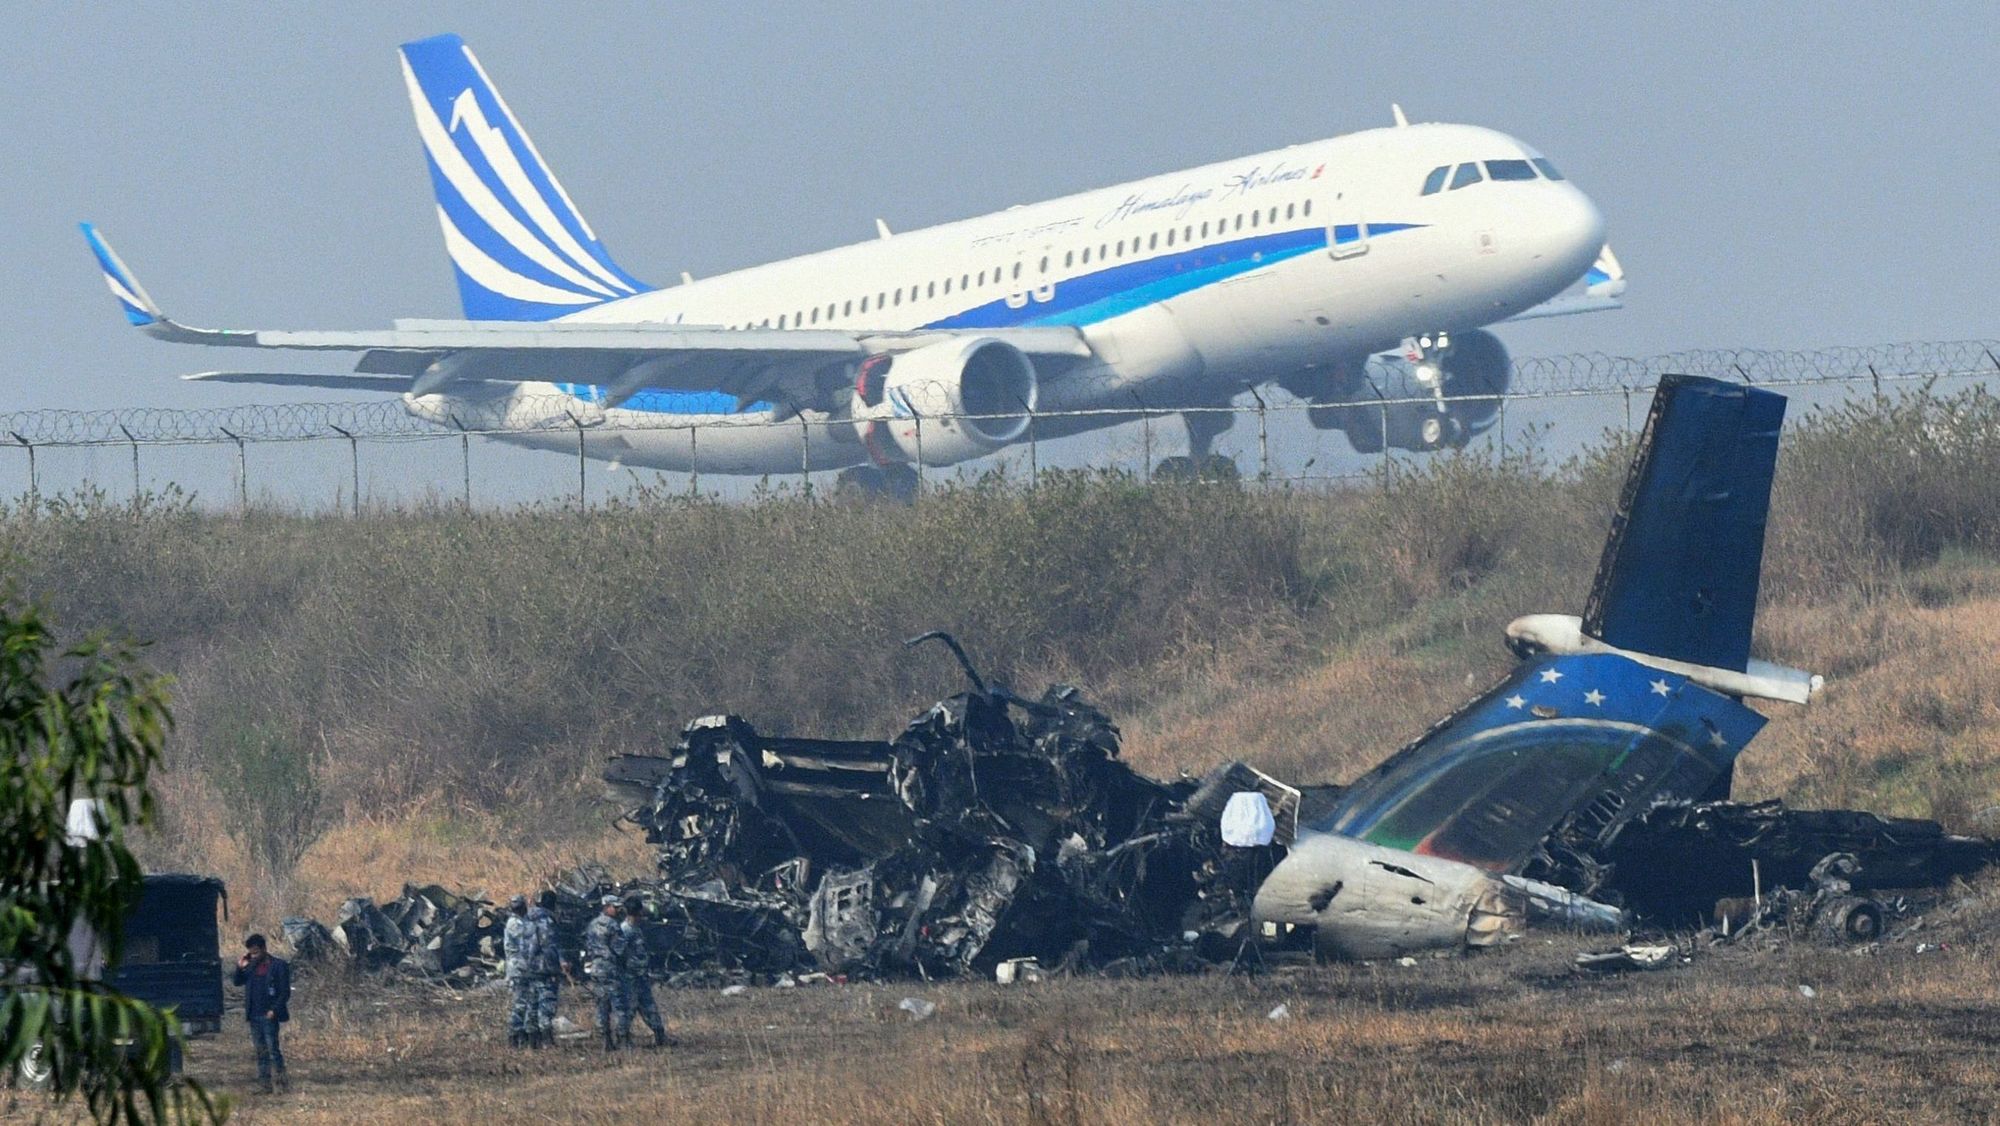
726, 198, 1320, 329
1420, 157, 1564, 195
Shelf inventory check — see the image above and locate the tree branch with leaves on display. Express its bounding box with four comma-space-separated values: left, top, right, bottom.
0, 602, 226, 1123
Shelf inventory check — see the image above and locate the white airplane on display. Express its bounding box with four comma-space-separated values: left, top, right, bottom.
84, 33, 1624, 495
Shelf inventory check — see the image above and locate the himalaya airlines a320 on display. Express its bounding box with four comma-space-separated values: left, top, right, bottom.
84, 32, 1624, 496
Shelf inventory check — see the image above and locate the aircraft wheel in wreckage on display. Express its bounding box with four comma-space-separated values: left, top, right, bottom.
15, 1041, 52, 1090
833, 463, 920, 504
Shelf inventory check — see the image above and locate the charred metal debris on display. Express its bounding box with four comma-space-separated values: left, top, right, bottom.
278, 648, 2000, 985
599, 635, 1324, 980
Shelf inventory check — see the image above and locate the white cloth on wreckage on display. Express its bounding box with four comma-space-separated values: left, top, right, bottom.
1220, 791, 1276, 847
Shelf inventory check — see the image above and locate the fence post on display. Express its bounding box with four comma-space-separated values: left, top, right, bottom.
329, 424, 359, 516
688, 425, 699, 499
10, 432, 34, 509
565, 412, 586, 508
799, 415, 812, 501
455, 420, 472, 510
1027, 413, 1039, 488
1128, 392, 1153, 484
1622, 388, 1633, 435
1243, 386, 1271, 484
119, 424, 141, 505
912, 417, 926, 496
1497, 397, 1508, 462
219, 427, 247, 513
1376, 394, 1391, 492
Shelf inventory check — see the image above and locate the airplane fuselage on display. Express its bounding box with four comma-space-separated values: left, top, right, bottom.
420, 122, 1605, 474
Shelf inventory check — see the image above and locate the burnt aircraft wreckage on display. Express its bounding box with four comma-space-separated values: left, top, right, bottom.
1256, 373, 1994, 956
289, 375, 1998, 982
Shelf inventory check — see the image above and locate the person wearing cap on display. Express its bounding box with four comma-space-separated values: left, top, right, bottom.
617, 899, 673, 1049
231, 934, 292, 1093
581, 895, 629, 1052
501, 894, 540, 1048
527, 890, 566, 1047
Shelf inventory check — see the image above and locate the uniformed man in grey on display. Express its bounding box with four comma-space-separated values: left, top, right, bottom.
618, 898, 673, 1049
501, 894, 538, 1048
527, 890, 565, 1047
581, 895, 628, 1052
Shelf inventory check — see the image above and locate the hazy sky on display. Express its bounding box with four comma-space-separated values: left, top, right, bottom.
3, 4, 1996, 423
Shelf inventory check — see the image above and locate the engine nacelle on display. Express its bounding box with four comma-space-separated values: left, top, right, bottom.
1309, 329, 1513, 453
851, 338, 1038, 466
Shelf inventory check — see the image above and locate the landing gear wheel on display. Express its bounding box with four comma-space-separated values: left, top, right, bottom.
1416, 414, 1466, 451
877, 463, 919, 503
834, 464, 919, 504
1153, 455, 1239, 484
1817, 897, 1885, 945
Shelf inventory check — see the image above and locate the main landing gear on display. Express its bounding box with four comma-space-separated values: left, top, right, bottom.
834, 463, 919, 503
1153, 409, 1240, 482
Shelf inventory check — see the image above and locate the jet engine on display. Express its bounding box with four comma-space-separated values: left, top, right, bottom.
851, 338, 1038, 466
1308, 329, 1513, 453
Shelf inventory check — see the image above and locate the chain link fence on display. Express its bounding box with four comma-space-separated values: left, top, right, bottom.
5, 340, 1996, 510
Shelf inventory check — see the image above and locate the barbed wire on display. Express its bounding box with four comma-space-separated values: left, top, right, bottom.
1, 339, 1993, 448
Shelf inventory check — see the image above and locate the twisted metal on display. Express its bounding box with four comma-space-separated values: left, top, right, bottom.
0, 339, 1991, 448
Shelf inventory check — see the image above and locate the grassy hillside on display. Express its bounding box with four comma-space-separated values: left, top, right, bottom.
9, 385, 2000, 928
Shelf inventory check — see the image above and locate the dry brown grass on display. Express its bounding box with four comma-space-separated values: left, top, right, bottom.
59, 910, 2000, 1125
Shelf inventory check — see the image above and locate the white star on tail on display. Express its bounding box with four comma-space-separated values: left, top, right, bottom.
1650, 679, 1671, 697
1539, 668, 1564, 684
1583, 689, 1606, 706
1505, 694, 1526, 709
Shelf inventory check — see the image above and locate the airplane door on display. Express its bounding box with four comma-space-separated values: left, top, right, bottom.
1327, 192, 1368, 259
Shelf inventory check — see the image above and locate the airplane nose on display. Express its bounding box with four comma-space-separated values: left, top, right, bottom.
1538, 186, 1606, 281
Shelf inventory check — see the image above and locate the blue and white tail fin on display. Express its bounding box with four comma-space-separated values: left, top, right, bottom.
398, 33, 651, 321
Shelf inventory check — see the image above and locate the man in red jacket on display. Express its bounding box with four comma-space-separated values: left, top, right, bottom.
231, 934, 292, 1093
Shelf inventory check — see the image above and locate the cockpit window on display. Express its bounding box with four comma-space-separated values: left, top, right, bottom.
1448, 163, 1484, 190
1532, 157, 1564, 181
1420, 165, 1449, 195
1485, 159, 1537, 182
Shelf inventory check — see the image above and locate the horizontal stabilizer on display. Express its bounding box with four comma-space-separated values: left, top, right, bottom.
1583, 374, 1788, 672
182, 372, 418, 392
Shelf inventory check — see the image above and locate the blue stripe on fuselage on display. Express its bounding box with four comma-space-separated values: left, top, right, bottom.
557, 383, 775, 415
572, 221, 1424, 415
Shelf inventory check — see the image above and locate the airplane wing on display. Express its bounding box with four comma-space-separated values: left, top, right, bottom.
1502, 244, 1625, 323
82, 224, 1092, 406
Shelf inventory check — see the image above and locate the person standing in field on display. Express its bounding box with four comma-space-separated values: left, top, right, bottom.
502, 894, 539, 1048
231, 934, 292, 1094
528, 890, 566, 1047
582, 895, 628, 1052
618, 898, 674, 1049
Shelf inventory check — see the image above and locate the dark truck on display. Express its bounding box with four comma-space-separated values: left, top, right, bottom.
112, 875, 228, 1040
14, 874, 227, 1086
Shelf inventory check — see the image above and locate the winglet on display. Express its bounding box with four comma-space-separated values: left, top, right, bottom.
76, 224, 252, 346
1584, 244, 1625, 299
80, 223, 164, 326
